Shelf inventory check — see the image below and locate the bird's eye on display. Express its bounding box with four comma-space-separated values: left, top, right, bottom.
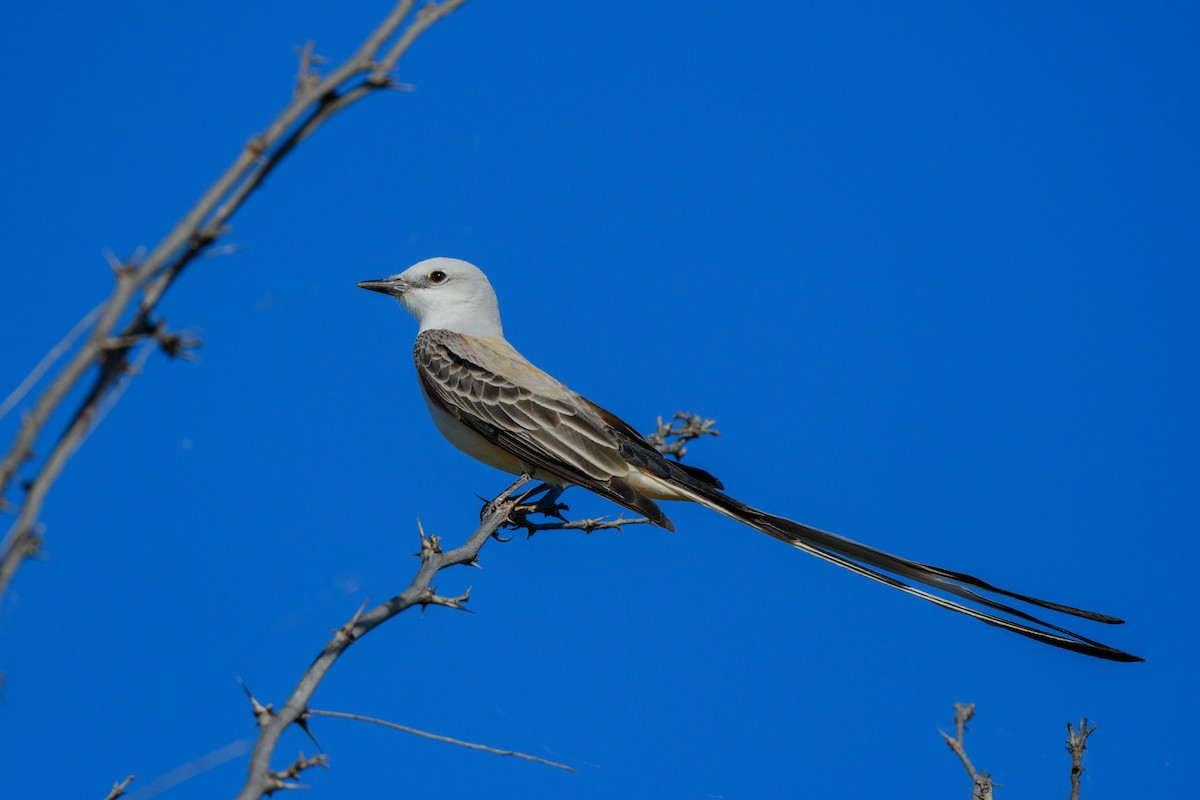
429, 270, 447, 284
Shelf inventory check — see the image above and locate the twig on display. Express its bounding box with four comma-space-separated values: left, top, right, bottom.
1066, 718, 1097, 800
103, 775, 135, 800
234, 474, 531, 800
265, 752, 329, 794
307, 709, 574, 773
645, 411, 719, 460
938, 703, 994, 800
0, 0, 471, 604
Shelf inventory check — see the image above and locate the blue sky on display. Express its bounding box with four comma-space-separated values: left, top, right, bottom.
1, 1, 1196, 798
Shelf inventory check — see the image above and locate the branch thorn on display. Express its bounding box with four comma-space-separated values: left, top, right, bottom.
238, 678, 275, 727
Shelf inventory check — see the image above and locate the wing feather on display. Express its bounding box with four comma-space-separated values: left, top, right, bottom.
414, 330, 667, 520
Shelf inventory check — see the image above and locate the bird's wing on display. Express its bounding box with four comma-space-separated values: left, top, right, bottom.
414, 329, 676, 528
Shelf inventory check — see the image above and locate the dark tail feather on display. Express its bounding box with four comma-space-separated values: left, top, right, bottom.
690, 487, 1142, 662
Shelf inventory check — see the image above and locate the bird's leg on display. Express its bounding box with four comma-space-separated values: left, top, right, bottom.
513, 481, 554, 502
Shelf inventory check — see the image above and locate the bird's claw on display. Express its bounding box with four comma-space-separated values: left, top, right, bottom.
505, 493, 570, 531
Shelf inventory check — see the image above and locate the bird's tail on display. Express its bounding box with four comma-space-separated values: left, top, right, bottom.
669, 481, 1142, 662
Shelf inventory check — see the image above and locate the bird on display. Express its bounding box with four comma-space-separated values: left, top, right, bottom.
358, 257, 1141, 662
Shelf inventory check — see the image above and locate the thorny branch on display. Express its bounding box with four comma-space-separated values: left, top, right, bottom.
0, 0, 470, 603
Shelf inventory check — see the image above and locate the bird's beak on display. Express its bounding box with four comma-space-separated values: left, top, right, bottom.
357, 278, 407, 297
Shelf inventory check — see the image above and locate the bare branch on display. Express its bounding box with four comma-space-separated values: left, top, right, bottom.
938, 703, 994, 800
1066, 718, 1098, 800
0, 0, 471, 604
307, 709, 574, 772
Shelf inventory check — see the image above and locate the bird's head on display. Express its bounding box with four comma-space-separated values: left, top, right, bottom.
358, 257, 504, 337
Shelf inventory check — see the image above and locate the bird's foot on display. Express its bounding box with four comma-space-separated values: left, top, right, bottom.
506, 486, 570, 535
